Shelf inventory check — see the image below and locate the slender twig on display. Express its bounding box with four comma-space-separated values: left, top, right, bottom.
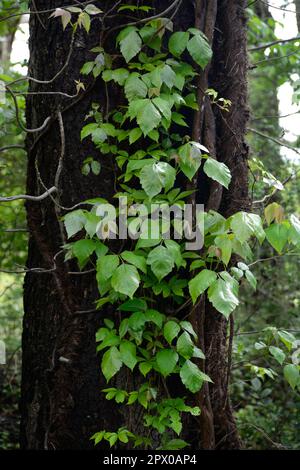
249, 36, 300, 52
0, 186, 57, 202
5, 84, 51, 133
247, 127, 300, 156
0, 144, 25, 153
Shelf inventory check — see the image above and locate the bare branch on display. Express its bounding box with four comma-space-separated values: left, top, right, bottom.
0, 186, 57, 202
247, 127, 300, 156
249, 36, 300, 52
0, 144, 25, 153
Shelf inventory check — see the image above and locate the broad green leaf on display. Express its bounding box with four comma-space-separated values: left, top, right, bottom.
283, 364, 299, 390
120, 341, 137, 370
178, 142, 202, 180
289, 214, 300, 245
101, 346, 122, 382
264, 202, 284, 225
269, 346, 285, 365
84, 4, 102, 15
121, 251, 147, 273
214, 236, 232, 265
136, 99, 162, 135
119, 298, 147, 312
188, 269, 217, 304
187, 32, 212, 69
168, 31, 190, 57
129, 127, 143, 144
139, 162, 176, 198
72, 239, 95, 268
156, 349, 178, 376
160, 64, 177, 89
164, 240, 184, 269
163, 320, 180, 344
139, 362, 152, 377
81, 122, 100, 140
177, 332, 194, 359
207, 277, 239, 318
102, 68, 129, 85
245, 270, 257, 290
145, 309, 165, 328
180, 321, 197, 340
265, 223, 289, 254
180, 360, 210, 393
97, 255, 119, 283
124, 73, 148, 101
63, 210, 86, 238
203, 158, 231, 189
153, 96, 173, 121
161, 439, 189, 450
119, 29, 142, 62
111, 264, 140, 298
231, 212, 265, 244
147, 246, 175, 281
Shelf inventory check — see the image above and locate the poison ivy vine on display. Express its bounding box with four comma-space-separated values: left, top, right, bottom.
49, 5, 300, 450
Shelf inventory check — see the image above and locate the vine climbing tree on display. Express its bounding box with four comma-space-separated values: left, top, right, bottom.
14, 0, 300, 450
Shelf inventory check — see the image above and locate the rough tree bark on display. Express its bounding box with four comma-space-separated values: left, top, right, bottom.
21, 0, 249, 449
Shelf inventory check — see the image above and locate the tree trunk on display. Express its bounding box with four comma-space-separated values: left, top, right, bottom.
21, 0, 249, 450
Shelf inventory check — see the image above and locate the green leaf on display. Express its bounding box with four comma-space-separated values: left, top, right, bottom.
160, 64, 177, 89
265, 223, 289, 254
180, 321, 197, 340
177, 332, 194, 359
203, 158, 231, 189
63, 210, 86, 238
129, 127, 143, 144
139, 362, 152, 377
207, 276, 239, 318
111, 264, 140, 298
119, 298, 147, 312
101, 346, 122, 382
125, 73, 148, 101
245, 270, 257, 290
119, 29, 142, 62
96, 255, 120, 283
269, 346, 285, 365
231, 212, 265, 244
178, 143, 202, 180
102, 68, 129, 85
81, 61, 94, 75
168, 31, 190, 57
84, 4, 102, 15
283, 364, 299, 390
120, 341, 137, 370
156, 349, 178, 377
214, 236, 232, 265
136, 99, 162, 135
145, 309, 165, 328
163, 320, 180, 344
81, 122, 99, 140
91, 160, 101, 175
147, 246, 175, 281
72, 239, 95, 268
188, 269, 217, 304
187, 31, 212, 69
81, 12, 91, 32
180, 360, 210, 393
289, 214, 300, 245
161, 439, 189, 450
139, 161, 176, 198
121, 251, 147, 274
